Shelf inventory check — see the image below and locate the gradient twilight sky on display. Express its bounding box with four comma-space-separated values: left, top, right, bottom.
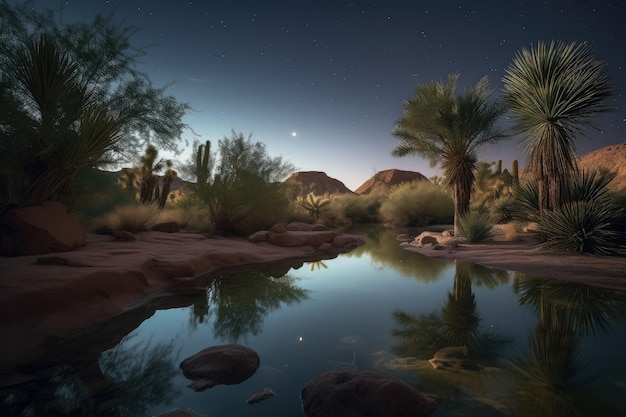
17, 0, 626, 190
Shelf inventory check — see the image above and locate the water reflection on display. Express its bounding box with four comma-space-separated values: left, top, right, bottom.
346, 225, 450, 282
392, 261, 511, 360
507, 274, 626, 416
189, 272, 309, 343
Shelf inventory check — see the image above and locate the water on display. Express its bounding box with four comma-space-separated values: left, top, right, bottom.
2, 226, 626, 416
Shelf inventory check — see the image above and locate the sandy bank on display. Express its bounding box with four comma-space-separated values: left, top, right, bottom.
402, 233, 626, 290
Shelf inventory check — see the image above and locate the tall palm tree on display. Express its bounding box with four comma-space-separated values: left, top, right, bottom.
502, 41, 612, 217
392, 73, 505, 234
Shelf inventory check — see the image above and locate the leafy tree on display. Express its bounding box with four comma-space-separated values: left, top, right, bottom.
392, 73, 506, 235
0, 35, 121, 211
190, 130, 295, 235
0, 0, 190, 164
502, 41, 613, 217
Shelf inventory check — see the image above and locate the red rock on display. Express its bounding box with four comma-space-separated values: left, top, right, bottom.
0, 201, 85, 256
180, 344, 260, 391
267, 230, 337, 247
151, 221, 179, 232
247, 230, 269, 242
301, 370, 440, 417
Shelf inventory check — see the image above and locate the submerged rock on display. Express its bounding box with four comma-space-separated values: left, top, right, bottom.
301, 370, 440, 417
180, 344, 260, 391
246, 387, 276, 404
429, 345, 480, 370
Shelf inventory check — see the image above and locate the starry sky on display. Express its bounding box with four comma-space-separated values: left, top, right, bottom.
16, 0, 626, 190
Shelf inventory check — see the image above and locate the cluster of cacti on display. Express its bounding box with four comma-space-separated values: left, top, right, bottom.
118, 145, 176, 209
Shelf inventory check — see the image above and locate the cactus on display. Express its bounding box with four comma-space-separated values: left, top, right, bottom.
495, 159, 502, 175
512, 159, 519, 185
195, 140, 212, 201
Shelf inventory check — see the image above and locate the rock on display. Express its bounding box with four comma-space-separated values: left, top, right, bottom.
332, 234, 366, 249
428, 346, 480, 370
301, 370, 440, 417
180, 344, 260, 391
441, 230, 454, 237
267, 230, 337, 247
112, 230, 136, 241
248, 230, 269, 242
158, 408, 202, 417
270, 223, 288, 233
246, 387, 276, 404
151, 221, 180, 233
396, 234, 412, 242
0, 201, 86, 256
420, 235, 439, 246
285, 222, 329, 232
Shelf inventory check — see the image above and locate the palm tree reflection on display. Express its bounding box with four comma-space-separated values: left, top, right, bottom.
508, 274, 626, 416
393, 261, 510, 360
190, 272, 309, 343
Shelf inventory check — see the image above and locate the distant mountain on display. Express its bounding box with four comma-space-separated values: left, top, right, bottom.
285, 171, 354, 196
355, 169, 429, 195
577, 143, 626, 192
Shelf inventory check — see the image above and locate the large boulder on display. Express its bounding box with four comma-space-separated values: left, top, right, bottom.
179, 344, 260, 391
0, 201, 86, 256
301, 370, 440, 417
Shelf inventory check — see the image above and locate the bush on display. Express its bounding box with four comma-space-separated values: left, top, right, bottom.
319, 193, 382, 226
379, 181, 453, 227
457, 210, 494, 243
90, 203, 160, 233
539, 200, 624, 255
489, 194, 516, 224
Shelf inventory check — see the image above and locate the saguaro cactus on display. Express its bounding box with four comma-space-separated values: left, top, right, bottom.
512, 159, 519, 186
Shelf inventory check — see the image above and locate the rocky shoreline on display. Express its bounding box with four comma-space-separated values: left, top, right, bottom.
1, 224, 365, 362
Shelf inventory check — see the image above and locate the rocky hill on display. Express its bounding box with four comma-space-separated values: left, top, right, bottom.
285, 171, 354, 196
355, 169, 429, 195
577, 143, 626, 192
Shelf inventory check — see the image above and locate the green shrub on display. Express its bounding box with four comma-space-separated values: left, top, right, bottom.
489, 194, 516, 224
379, 181, 453, 227
90, 203, 160, 233
319, 193, 382, 226
457, 210, 494, 243
539, 200, 623, 255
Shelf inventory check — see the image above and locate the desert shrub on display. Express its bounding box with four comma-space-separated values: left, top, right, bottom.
319, 193, 382, 226
489, 194, 516, 224
457, 210, 494, 243
90, 203, 160, 233
379, 181, 453, 227
516, 170, 625, 254
158, 200, 212, 232
538, 200, 623, 255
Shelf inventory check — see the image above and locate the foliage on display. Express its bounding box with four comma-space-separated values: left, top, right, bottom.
379, 180, 454, 227
187, 131, 295, 235
295, 192, 331, 220
90, 203, 160, 233
392, 72, 506, 234
457, 210, 494, 243
503, 41, 613, 216
319, 193, 383, 226
119, 145, 176, 208
514, 170, 624, 254
0, 35, 122, 212
0, 0, 190, 164
488, 194, 516, 224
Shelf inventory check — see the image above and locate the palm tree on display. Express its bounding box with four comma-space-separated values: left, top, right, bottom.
502, 41, 612, 217
1, 36, 121, 210
392, 73, 505, 235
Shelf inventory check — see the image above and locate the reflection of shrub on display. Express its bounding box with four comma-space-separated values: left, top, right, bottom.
379, 181, 453, 226
320, 193, 382, 226
457, 210, 494, 243
90, 203, 160, 233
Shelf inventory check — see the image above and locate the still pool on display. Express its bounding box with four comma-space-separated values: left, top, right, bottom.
2, 227, 626, 416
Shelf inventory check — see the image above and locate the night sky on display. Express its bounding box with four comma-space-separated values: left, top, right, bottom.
17, 0, 626, 190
